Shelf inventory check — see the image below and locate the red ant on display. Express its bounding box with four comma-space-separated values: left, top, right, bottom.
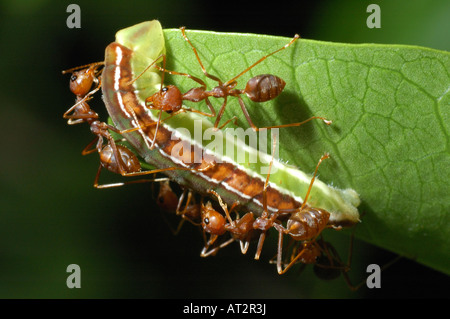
274, 235, 348, 280
62, 62, 214, 188
253, 152, 339, 274
238, 136, 334, 268
131, 27, 331, 148
156, 181, 202, 235
62, 62, 104, 125
200, 190, 259, 257
198, 135, 339, 275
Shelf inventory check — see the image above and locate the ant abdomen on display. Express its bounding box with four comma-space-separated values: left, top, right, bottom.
313, 254, 342, 281
99, 144, 141, 175
244, 74, 286, 102
286, 208, 330, 241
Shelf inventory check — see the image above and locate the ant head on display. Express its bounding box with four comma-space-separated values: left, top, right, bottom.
63, 63, 102, 97
146, 85, 182, 112
201, 202, 226, 235
69, 68, 96, 97
100, 144, 141, 175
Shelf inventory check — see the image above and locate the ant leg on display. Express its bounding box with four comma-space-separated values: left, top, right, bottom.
254, 135, 278, 260
212, 97, 245, 130
175, 189, 189, 216
201, 236, 235, 257
276, 227, 286, 274
153, 64, 209, 89
217, 116, 238, 130
150, 110, 162, 149
93, 163, 214, 189
92, 164, 169, 189
299, 153, 330, 211
237, 96, 257, 131
180, 27, 223, 85
268, 234, 296, 266
213, 97, 229, 130
237, 96, 332, 131
62, 61, 104, 75
224, 35, 300, 86
159, 188, 187, 236
119, 108, 191, 136
126, 54, 166, 87
168, 189, 189, 235
120, 161, 214, 178
181, 97, 216, 118
144, 53, 211, 92
254, 231, 267, 260
200, 233, 219, 257
277, 240, 315, 275
174, 190, 202, 234
63, 88, 101, 122
81, 137, 100, 156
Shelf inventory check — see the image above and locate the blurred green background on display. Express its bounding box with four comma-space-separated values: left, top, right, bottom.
0, 0, 448, 298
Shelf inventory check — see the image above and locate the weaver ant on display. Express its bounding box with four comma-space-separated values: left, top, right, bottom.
62, 61, 104, 125
274, 235, 350, 281
131, 27, 331, 148
200, 191, 259, 257
254, 151, 339, 274
156, 181, 202, 235
62, 62, 214, 188
198, 135, 338, 275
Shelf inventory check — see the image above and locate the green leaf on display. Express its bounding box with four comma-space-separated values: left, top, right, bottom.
161, 29, 450, 274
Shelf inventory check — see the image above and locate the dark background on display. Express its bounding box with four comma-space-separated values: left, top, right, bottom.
0, 0, 448, 298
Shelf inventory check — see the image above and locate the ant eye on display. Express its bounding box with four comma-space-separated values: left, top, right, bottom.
70, 74, 77, 82
162, 87, 168, 92
203, 217, 209, 225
